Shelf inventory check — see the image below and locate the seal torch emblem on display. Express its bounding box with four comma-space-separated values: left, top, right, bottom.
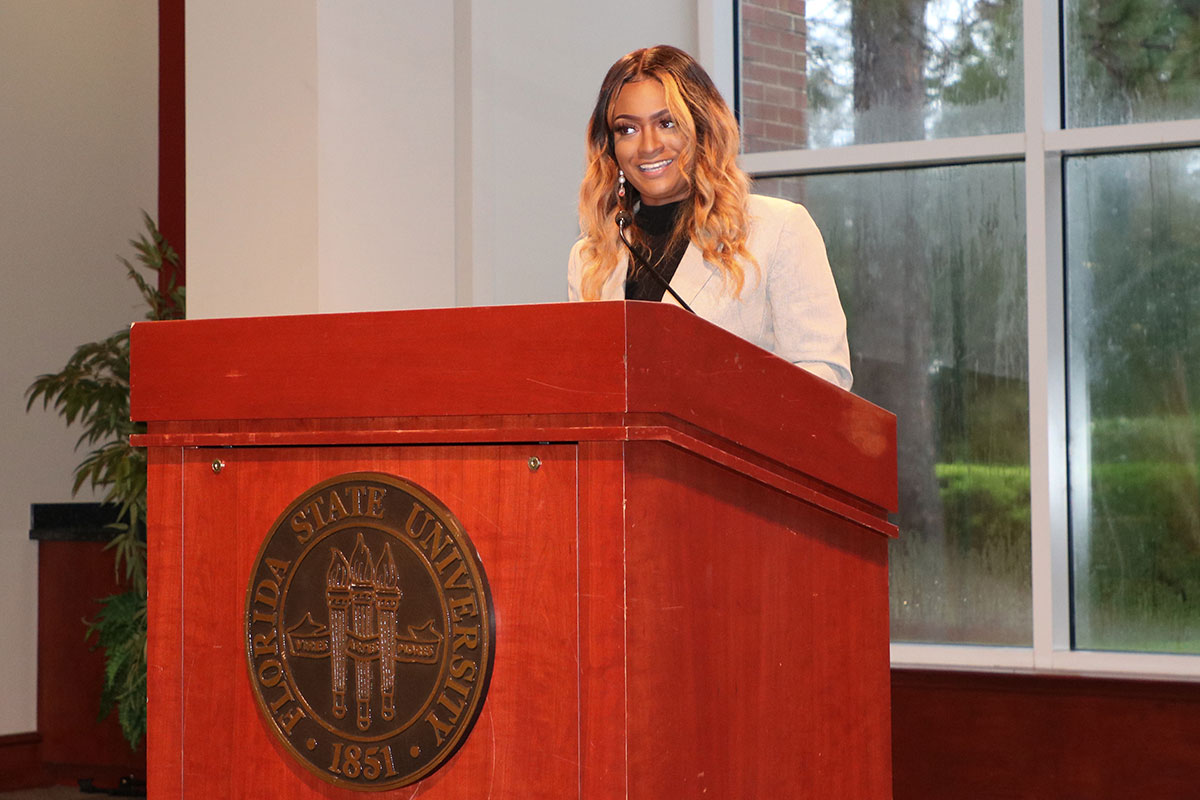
245, 472, 495, 790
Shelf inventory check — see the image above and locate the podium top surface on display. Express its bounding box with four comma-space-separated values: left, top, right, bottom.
131, 301, 896, 513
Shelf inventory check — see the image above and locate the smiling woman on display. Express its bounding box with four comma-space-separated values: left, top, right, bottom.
610, 79, 691, 206
567, 45, 853, 390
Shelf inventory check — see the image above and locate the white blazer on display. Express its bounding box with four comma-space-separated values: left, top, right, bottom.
568, 194, 853, 389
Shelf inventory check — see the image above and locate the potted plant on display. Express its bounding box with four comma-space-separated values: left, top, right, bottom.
26, 213, 183, 749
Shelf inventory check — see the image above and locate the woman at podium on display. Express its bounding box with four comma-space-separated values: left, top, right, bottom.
568, 45, 853, 390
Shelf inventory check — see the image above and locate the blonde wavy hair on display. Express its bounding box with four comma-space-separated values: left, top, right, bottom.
577, 45, 755, 301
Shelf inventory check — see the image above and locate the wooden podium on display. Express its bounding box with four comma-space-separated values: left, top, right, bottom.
131, 301, 897, 799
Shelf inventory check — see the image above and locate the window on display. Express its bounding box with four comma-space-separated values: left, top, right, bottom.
1066, 148, 1200, 655
1064, 1, 1200, 128
715, 0, 1200, 675
757, 165, 1030, 646
740, 0, 1023, 151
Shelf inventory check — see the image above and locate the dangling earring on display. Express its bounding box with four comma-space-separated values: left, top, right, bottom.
617, 169, 626, 198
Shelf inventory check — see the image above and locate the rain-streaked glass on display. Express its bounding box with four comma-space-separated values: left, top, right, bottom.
1064, 0, 1200, 128
1066, 149, 1200, 654
738, 0, 1024, 152
756, 163, 1030, 644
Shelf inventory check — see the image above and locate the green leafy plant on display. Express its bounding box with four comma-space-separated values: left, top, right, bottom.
26, 213, 183, 749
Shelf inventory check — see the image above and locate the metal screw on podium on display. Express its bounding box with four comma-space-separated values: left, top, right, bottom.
212, 459, 225, 474
527, 456, 541, 472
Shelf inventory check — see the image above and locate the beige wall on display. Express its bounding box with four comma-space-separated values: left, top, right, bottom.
186, 0, 319, 318
0, 0, 158, 735
186, 0, 698, 319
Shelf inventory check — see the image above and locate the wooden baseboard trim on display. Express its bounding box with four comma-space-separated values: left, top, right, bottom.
0, 732, 45, 791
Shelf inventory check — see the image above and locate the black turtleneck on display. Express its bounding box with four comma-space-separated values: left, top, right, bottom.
625, 200, 690, 302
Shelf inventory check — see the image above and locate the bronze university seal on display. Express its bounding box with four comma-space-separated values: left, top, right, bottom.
245, 472, 495, 790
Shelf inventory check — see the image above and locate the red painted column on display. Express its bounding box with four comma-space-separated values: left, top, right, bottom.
158, 0, 185, 294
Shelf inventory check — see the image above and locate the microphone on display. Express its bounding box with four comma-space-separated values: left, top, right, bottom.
615, 211, 695, 314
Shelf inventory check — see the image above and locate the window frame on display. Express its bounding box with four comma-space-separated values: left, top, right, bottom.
702, 0, 1200, 680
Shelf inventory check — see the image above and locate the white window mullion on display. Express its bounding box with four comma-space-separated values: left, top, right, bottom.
1047, 119, 1200, 155
1052, 650, 1200, 680
891, 643, 1035, 672
739, 133, 1025, 176
894, 644, 1200, 680
1022, 0, 1070, 668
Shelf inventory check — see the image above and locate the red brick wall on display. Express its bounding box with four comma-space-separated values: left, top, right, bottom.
740, 0, 807, 152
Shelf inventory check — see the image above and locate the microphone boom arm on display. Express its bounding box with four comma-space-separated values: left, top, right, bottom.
615, 212, 695, 314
